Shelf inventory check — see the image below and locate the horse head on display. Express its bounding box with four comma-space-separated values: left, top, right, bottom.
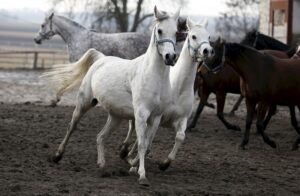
201, 36, 225, 73
34, 12, 55, 44
186, 18, 214, 62
153, 6, 180, 66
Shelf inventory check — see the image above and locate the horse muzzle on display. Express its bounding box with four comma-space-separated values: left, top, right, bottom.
34, 37, 42, 44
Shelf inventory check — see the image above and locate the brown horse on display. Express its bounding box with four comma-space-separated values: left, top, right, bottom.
204, 40, 300, 150
187, 38, 295, 132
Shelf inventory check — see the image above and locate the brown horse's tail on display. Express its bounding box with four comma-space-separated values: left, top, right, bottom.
42, 48, 104, 97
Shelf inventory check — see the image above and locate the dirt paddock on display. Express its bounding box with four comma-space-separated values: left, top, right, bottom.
0, 70, 300, 195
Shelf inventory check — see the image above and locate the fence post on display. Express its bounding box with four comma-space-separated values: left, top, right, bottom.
33, 52, 38, 69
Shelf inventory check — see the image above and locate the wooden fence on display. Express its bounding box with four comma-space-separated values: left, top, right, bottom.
0, 50, 69, 69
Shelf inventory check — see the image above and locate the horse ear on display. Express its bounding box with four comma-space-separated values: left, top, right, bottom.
199, 18, 208, 28
49, 12, 54, 20
186, 17, 195, 31
173, 8, 180, 20
154, 6, 165, 20
177, 17, 187, 32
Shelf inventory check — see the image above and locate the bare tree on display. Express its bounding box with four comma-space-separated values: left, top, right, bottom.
50, 0, 186, 33
215, 0, 259, 42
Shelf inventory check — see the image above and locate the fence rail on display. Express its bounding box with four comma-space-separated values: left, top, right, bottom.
0, 50, 69, 69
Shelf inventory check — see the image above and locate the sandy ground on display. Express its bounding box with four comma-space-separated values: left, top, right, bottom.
0, 69, 300, 195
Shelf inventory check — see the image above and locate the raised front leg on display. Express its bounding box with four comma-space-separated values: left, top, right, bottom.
159, 118, 187, 171
256, 102, 277, 148
187, 91, 210, 131
216, 92, 241, 131
240, 98, 256, 149
229, 95, 244, 116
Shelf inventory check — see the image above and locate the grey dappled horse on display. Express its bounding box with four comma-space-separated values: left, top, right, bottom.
34, 13, 150, 62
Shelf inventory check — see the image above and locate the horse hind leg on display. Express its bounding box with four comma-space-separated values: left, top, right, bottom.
120, 120, 135, 160
290, 105, 300, 150
97, 114, 122, 168
51, 92, 96, 163
256, 102, 277, 148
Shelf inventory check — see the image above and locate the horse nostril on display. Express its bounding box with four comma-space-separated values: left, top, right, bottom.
203, 48, 208, 55
211, 49, 215, 56
165, 53, 170, 60
173, 54, 177, 60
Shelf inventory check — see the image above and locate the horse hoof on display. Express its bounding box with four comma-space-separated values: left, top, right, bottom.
119, 144, 129, 159
292, 145, 298, 151
238, 144, 247, 151
229, 125, 241, 131
138, 178, 150, 187
158, 159, 171, 171
269, 141, 277, 149
129, 167, 138, 175
49, 154, 62, 163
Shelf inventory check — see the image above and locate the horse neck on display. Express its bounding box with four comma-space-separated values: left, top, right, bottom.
170, 38, 196, 94
143, 30, 170, 80
52, 16, 87, 44
226, 48, 260, 83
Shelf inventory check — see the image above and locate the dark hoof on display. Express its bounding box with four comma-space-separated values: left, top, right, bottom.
239, 142, 248, 151
119, 143, 130, 159
138, 178, 150, 187
206, 103, 215, 109
158, 159, 171, 171
49, 154, 62, 163
269, 141, 277, 149
292, 144, 299, 151
228, 125, 241, 131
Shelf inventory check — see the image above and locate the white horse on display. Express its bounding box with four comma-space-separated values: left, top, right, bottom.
43, 6, 180, 186
121, 18, 214, 171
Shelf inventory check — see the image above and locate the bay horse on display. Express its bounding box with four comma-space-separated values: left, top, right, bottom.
187, 34, 296, 131
43, 7, 180, 186
120, 18, 213, 172
203, 40, 300, 150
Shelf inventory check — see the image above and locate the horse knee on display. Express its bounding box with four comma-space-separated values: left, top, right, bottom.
175, 132, 185, 143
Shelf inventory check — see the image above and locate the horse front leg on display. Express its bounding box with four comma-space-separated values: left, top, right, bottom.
240, 98, 256, 150
263, 105, 277, 130
216, 92, 241, 131
159, 118, 187, 171
229, 95, 244, 116
133, 108, 151, 186
187, 90, 210, 131
256, 102, 277, 148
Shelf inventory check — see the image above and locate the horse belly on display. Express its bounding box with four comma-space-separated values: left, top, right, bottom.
92, 64, 134, 119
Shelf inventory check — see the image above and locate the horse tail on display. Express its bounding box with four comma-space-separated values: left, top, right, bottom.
42, 48, 104, 97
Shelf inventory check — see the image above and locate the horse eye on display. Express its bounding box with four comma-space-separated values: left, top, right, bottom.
41, 24, 45, 28
192, 35, 197, 40
158, 29, 162, 35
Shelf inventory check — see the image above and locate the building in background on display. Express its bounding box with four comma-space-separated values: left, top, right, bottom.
259, 0, 300, 45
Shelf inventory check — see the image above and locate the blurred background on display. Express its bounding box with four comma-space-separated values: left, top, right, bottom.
0, 0, 261, 69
